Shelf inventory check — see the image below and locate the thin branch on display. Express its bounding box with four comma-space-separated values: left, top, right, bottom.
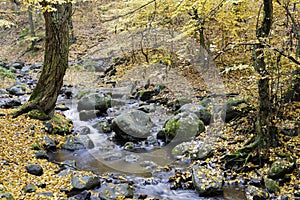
101, 0, 156, 23
259, 38, 300, 65
213, 42, 258, 60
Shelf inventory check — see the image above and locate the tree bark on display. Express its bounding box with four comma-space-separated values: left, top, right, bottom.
28, 2, 72, 117
253, 0, 275, 147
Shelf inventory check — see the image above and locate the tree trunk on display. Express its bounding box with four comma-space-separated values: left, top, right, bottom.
28, 5, 36, 49
28, 2, 72, 118
253, 0, 275, 147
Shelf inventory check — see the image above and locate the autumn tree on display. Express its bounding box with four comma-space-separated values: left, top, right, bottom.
13, 1, 72, 119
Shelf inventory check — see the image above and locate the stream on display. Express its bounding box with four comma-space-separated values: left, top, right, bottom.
49, 87, 246, 200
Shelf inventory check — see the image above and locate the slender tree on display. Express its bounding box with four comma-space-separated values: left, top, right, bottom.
13, 1, 72, 119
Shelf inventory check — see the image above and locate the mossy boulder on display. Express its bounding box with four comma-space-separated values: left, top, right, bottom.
268, 158, 295, 179
161, 112, 205, 143
265, 179, 280, 193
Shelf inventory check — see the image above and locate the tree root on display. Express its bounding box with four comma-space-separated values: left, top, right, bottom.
222, 136, 263, 168
12, 100, 50, 120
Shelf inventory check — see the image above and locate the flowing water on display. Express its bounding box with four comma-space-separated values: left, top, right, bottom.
49, 88, 247, 200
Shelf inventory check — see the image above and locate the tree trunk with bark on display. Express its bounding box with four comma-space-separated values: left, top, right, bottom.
13, 2, 72, 119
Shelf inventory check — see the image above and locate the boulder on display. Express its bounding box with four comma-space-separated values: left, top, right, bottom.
0, 98, 21, 108
98, 183, 133, 200
61, 136, 85, 151
160, 112, 205, 143
38, 192, 54, 198
77, 92, 111, 112
79, 110, 101, 121
192, 165, 223, 197
71, 175, 100, 190
265, 179, 280, 193
225, 98, 248, 122
246, 185, 269, 200
69, 190, 91, 200
43, 136, 56, 150
268, 158, 295, 179
112, 110, 153, 142
6, 84, 29, 96
179, 103, 212, 125
25, 164, 43, 176
172, 141, 212, 160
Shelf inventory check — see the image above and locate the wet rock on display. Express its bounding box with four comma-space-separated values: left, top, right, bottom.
172, 141, 213, 160
79, 110, 101, 121
246, 185, 269, 200
125, 154, 140, 163
75, 126, 91, 135
138, 104, 156, 113
10, 61, 25, 70
25, 164, 43, 176
268, 158, 295, 179
77, 92, 111, 112
179, 103, 212, 125
192, 165, 223, 197
6, 84, 29, 96
43, 136, 56, 150
225, 98, 248, 122
124, 142, 135, 150
38, 192, 54, 198
92, 121, 111, 133
112, 110, 154, 142
265, 179, 280, 193
22, 184, 36, 193
55, 103, 69, 111
104, 152, 123, 161
34, 150, 49, 160
160, 112, 205, 143
69, 190, 91, 200
71, 175, 100, 190
98, 183, 133, 200
0, 98, 21, 108
140, 161, 158, 170
0, 193, 14, 200
61, 136, 85, 151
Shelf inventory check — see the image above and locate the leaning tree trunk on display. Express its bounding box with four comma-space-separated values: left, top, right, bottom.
13, 2, 72, 119
253, 0, 276, 147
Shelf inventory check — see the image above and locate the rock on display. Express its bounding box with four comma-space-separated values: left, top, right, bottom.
246, 185, 269, 200
0, 193, 14, 200
79, 110, 101, 121
171, 141, 213, 160
25, 164, 43, 176
140, 161, 158, 170
192, 165, 223, 197
74, 126, 91, 135
112, 110, 154, 142
92, 121, 111, 133
179, 103, 212, 125
225, 98, 248, 122
38, 192, 54, 198
34, 150, 49, 160
172, 97, 193, 110
69, 190, 91, 200
265, 179, 280, 193
125, 154, 140, 163
161, 112, 205, 143
55, 103, 69, 111
98, 183, 133, 200
22, 184, 36, 193
61, 136, 85, 151
104, 152, 123, 161
6, 84, 29, 96
43, 136, 56, 150
10, 61, 25, 69
71, 175, 100, 190
135, 90, 157, 101
43, 121, 53, 133
0, 98, 21, 108
268, 159, 295, 179
77, 92, 111, 112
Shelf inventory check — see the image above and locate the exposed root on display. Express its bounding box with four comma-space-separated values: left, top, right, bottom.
12, 100, 50, 120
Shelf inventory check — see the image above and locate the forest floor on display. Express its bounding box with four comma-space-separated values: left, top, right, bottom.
0, 1, 300, 199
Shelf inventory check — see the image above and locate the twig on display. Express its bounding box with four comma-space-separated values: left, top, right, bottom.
213, 42, 258, 60
101, 0, 156, 23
